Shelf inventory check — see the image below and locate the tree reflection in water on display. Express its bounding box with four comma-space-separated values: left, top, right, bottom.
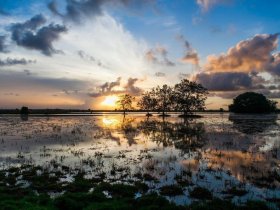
137, 118, 206, 153
230, 118, 278, 134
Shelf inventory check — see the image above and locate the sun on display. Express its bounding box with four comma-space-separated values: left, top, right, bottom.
101, 95, 118, 107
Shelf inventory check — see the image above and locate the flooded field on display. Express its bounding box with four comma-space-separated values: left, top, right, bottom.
0, 113, 280, 207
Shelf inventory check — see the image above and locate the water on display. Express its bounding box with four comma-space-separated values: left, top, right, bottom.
0, 113, 280, 205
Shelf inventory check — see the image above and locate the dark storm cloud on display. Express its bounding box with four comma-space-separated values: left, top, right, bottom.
10, 14, 67, 56
0, 35, 8, 53
88, 77, 143, 97
48, 0, 156, 23
0, 58, 36, 66
194, 72, 253, 91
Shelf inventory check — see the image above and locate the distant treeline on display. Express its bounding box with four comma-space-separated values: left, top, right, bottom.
0, 109, 90, 115
1, 108, 279, 115
0, 109, 234, 115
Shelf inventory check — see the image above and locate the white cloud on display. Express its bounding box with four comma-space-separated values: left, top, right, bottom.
196, 0, 230, 12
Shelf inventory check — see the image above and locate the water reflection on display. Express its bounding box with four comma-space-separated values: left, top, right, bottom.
230, 118, 278, 134
20, 114, 28, 121
0, 114, 280, 204
137, 119, 206, 153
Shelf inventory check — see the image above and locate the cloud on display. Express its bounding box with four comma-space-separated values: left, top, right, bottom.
194, 72, 253, 91
145, 46, 175, 66
178, 73, 190, 80
267, 52, 280, 76
23, 69, 32, 76
77, 50, 106, 67
100, 77, 121, 93
194, 71, 280, 100
125, 77, 142, 95
0, 58, 36, 66
88, 77, 143, 97
0, 35, 8, 53
181, 51, 199, 66
205, 33, 279, 73
10, 14, 67, 56
155, 72, 165, 77
0, 70, 93, 107
48, 0, 156, 23
196, 0, 230, 12
195, 33, 280, 100
145, 50, 158, 63
177, 35, 199, 66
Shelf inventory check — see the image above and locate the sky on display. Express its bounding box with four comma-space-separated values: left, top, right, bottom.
0, 0, 280, 110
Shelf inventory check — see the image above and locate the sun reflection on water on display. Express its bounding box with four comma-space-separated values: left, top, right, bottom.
102, 117, 120, 128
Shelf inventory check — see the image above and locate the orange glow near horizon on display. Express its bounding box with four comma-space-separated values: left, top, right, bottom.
101, 95, 118, 107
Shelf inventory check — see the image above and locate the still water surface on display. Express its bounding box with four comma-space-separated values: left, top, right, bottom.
0, 113, 279, 205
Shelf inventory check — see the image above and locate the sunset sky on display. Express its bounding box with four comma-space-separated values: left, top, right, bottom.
0, 0, 280, 110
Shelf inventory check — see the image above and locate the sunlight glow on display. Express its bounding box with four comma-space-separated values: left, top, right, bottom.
101, 95, 118, 107
102, 118, 120, 127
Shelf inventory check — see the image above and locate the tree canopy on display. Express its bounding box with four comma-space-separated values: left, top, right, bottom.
135, 79, 208, 117
229, 92, 277, 113
20, 106, 29, 115
137, 91, 157, 116
153, 84, 174, 116
173, 79, 208, 116
117, 94, 134, 115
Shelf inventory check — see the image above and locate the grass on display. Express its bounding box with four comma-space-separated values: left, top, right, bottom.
189, 187, 213, 200
0, 165, 278, 210
160, 185, 184, 196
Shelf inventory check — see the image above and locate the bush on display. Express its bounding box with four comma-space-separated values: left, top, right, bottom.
229, 92, 277, 113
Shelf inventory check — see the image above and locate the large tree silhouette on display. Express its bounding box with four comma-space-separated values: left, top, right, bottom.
153, 85, 173, 117
173, 79, 208, 116
137, 90, 157, 116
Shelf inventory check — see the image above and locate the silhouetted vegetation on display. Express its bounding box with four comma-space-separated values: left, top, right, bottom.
137, 91, 157, 116
229, 92, 277, 113
174, 79, 208, 116
20, 106, 29, 115
116, 94, 134, 115
136, 79, 208, 117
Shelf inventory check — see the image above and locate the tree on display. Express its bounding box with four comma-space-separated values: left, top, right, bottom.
173, 79, 208, 116
20, 106, 29, 115
137, 91, 157, 116
153, 85, 173, 117
229, 92, 277, 113
116, 94, 134, 115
